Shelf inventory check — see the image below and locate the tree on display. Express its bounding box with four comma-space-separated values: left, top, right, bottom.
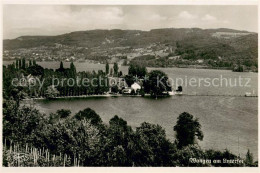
205, 149, 244, 167
113, 63, 118, 76
69, 62, 76, 77
45, 85, 59, 98
119, 71, 123, 77
110, 68, 113, 76
173, 144, 205, 166
106, 115, 135, 166
110, 115, 131, 130
140, 88, 145, 97
124, 75, 135, 87
245, 149, 254, 166
144, 70, 171, 97
3, 103, 43, 144
15, 59, 19, 69
111, 85, 119, 93
174, 112, 203, 148
57, 109, 71, 119
29, 60, 32, 67
60, 61, 64, 69
21, 58, 26, 69
128, 64, 136, 76
128, 64, 147, 77
26, 64, 44, 76
10, 87, 28, 107
110, 145, 127, 166
136, 122, 176, 166
75, 108, 102, 126
106, 62, 109, 75
33, 59, 36, 66
177, 86, 182, 92
56, 61, 65, 73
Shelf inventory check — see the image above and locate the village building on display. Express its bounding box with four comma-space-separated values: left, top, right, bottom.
131, 82, 141, 92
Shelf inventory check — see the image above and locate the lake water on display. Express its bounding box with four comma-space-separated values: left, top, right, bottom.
4, 61, 258, 158
34, 96, 258, 159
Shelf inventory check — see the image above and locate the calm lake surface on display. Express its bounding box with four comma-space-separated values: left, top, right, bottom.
4, 61, 258, 158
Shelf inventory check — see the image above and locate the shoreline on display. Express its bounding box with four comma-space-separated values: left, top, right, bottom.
3, 60, 257, 73
23, 94, 144, 101
23, 93, 258, 101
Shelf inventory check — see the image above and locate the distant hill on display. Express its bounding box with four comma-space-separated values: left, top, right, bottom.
3, 28, 258, 70
3, 28, 256, 49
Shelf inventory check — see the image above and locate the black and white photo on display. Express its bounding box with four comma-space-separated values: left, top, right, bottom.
2, 2, 258, 169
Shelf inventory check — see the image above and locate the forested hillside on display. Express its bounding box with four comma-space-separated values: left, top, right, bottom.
3, 28, 258, 71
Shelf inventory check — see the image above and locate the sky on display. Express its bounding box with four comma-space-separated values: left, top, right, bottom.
3, 5, 258, 39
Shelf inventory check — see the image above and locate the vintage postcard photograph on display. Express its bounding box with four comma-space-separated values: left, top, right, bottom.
1, 0, 259, 170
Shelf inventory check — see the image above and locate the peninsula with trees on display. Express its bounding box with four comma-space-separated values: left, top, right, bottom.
3, 59, 174, 101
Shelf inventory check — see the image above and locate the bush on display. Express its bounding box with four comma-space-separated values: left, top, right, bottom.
74, 108, 102, 126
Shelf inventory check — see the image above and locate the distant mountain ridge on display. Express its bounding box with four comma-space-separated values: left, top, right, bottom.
3, 28, 258, 71
4, 28, 256, 49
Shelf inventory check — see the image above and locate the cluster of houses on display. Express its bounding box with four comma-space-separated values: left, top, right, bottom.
107, 76, 182, 96
108, 77, 142, 95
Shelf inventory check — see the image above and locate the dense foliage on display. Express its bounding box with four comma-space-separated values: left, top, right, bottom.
2, 97, 257, 167
4, 60, 174, 99
2, 60, 257, 167
143, 70, 172, 97
174, 112, 204, 148
3, 59, 110, 99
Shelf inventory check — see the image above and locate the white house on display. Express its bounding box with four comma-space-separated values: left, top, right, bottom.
131, 82, 141, 92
